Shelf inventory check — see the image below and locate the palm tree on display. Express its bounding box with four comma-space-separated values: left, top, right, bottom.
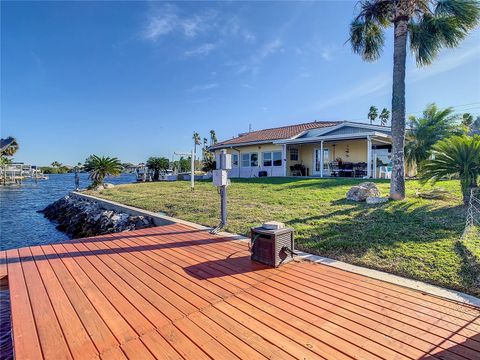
146, 156, 169, 181
209, 130, 217, 145
84, 155, 122, 187
368, 106, 378, 124
350, 0, 480, 200
0, 137, 19, 157
51, 161, 62, 168
379, 108, 390, 126
192, 132, 201, 169
420, 135, 480, 204
405, 103, 458, 171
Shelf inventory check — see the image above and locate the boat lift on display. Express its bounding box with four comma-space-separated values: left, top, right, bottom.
173, 150, 195, 190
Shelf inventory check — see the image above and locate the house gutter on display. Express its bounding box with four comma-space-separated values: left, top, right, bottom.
274, 132, 391, 145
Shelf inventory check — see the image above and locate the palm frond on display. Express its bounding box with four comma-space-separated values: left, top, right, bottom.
356, 0, 393, 27
350, 19, 385, 61
420, 135, 480, 202
435, 0, 480, 30
410, 1, 480, 66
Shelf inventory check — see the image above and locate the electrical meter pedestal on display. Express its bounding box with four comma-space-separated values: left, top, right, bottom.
250, 227, 295, 267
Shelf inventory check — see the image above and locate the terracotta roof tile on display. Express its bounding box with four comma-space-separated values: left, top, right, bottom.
212, 121, 340, 148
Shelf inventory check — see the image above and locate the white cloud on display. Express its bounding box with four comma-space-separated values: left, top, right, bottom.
187, 83, 218, 92
142, 5, 216, 41
409, 42, 480, 83
222, 17, 256, 43
296, 36, 337, 62
143, 5, 178, 40
314, 74, 391, 111
184, 43, 217, 57
233, 38, 284, 74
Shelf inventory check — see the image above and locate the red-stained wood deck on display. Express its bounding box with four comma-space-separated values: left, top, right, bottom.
1, 223, 480, 360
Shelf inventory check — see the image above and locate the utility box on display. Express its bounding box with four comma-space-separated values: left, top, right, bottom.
213, 170, 229, 186
216, 152, 232, 170
250, 226, 295, 267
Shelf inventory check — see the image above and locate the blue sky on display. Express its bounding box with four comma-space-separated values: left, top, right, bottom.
2, 1, 479, 166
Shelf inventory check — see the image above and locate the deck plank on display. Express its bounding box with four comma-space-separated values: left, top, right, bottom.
5, 224, 480, 360
29, 246, 99, 360
16, 247, 73, 359
40, 244, 120, 354
5, 248, 43, 360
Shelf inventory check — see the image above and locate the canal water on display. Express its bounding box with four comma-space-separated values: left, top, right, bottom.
0, 172, 136, 251
0, 172, 136, 359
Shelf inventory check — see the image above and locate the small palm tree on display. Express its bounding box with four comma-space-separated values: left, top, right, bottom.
368, 106, 378, 125
420, 135, 480, 204
405, 103, 458, 170
146, 156, 169, 181
84, 155, 122, 188
379, 108, 390, 126
350, 0, 480, 200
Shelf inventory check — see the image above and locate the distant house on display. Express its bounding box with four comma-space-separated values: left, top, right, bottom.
210, 120, 392, 178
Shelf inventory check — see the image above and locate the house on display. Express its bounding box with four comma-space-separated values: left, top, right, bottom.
210, 120, 393, 178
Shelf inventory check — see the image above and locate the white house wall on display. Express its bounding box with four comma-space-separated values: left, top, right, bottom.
214, 143, 284, 178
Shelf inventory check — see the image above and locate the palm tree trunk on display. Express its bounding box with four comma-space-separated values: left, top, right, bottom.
390, 18, 408, 200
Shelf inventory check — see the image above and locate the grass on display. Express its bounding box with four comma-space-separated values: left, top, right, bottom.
87, 177, 480, 297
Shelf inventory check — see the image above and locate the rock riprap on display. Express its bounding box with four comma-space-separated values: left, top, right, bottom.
346, 182, 384, 202
41, 195, 154, 239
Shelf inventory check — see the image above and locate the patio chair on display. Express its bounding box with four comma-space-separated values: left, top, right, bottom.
354, 162, 367, 178
329, 161, 339, 177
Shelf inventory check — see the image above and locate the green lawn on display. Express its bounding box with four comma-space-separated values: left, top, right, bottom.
88, 178, 480, 296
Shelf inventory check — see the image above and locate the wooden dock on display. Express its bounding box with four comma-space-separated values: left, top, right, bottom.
1, 223, 479, 359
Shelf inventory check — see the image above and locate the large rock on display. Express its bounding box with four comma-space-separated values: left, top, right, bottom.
346, 182, 381, 202
40, 195, 154, 239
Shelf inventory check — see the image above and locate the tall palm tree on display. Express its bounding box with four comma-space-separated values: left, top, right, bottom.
379, 108, 390, 126
51, 161, 62, 168
368, 106, 378, 124
405, 103, 457, 170
84, 155, 122, 187
420, 135, 480, 204
209, 130, 217, 145
192, 132, 201, 169
350, 0, 480, 200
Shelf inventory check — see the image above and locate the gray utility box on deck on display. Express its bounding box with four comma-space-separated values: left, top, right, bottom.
250, 227, 295, 267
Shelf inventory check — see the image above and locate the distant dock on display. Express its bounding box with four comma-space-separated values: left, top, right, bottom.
0, 163, 46, 185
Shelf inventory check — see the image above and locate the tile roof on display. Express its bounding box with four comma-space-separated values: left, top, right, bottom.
212, 121, 340, 148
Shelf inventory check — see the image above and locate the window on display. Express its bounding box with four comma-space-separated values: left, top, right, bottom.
273, 151, 282, 166
250, 153, 258, 167
232, 154, 238, 167
262, 152, 272, 166
290, 148, 299, 161
262, 151, 282, 167
241, 153, 258, 167
241, 153, 250, 167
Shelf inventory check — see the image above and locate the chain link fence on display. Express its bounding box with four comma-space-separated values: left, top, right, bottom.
462, 188, 480, 239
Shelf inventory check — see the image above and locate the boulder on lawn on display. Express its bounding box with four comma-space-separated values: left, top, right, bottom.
346, 182, 381, 202
366, 196, 388, 205
103, 183, 115, 189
